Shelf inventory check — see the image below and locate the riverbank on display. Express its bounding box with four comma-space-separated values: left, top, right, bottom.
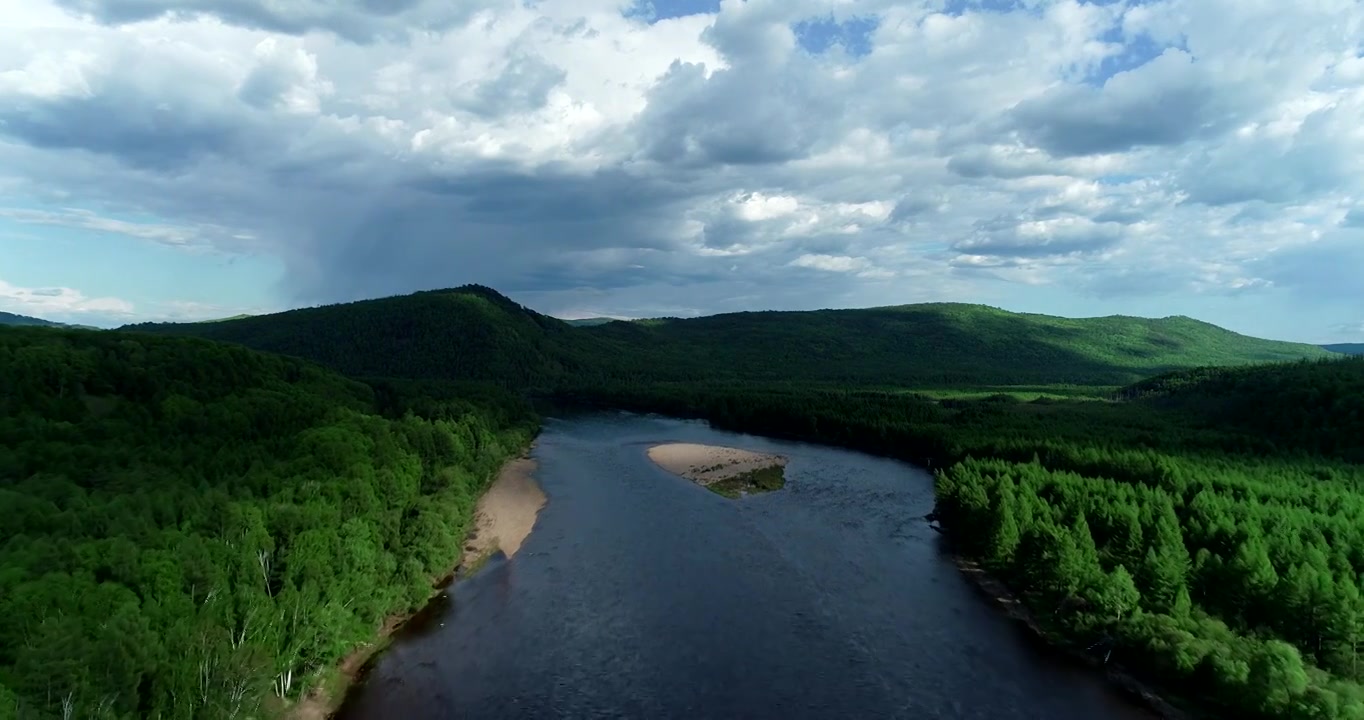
950, 554, 1193, 720
288, 451, 546, 720
460, 456, 547, 566
647, 442, 788, 497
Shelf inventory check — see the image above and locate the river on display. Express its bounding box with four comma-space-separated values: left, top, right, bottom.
336, 413, 1153, 719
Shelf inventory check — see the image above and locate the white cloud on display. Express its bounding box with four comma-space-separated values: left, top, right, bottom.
0, 207, 236, 248
0, 278, 135, 319
790, 252, 891, 279
0, 0, 1359, 340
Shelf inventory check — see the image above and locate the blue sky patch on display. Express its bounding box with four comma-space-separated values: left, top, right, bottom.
0, 201, 282, 324
1089, 25, 1186, 86
625, 0, 721, 23
793, 14, 879, 58
942, 0, 1036, 17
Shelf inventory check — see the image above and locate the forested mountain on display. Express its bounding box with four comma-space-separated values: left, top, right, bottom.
0, 326, 535, 719
0, 311, 67, 327
123, 286, 1332, 388
124, 286, 596, 390
583, 303, 1332, 386
1324, 344, 1364, 356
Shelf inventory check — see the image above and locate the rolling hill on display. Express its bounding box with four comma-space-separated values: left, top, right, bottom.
1324, 343, 1364, 355
1117, 355, 1364, 460
124, 286, 595, 389
0, 311, 65, 327
121, 286, 1333, 388
562, 317, 619, 327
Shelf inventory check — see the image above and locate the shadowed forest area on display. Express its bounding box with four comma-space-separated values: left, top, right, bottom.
3, 285, 1364, 719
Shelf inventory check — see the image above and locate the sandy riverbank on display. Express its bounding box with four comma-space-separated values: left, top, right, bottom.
461, 457, 546, 565
648, 443, 788, 497
290, 454, 546, 720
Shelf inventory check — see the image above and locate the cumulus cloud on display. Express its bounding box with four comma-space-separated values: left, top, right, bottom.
0, 279, 135, 320
0, 0, 1361, 339
49, 0, 499, 43
953, 215, 1126, 259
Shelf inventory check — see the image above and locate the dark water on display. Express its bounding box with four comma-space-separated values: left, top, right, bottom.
337, 413, 1152, 719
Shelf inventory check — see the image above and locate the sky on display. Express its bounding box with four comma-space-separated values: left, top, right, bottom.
0, 0, 1361, 343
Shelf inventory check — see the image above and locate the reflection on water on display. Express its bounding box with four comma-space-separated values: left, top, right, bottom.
337, 413, 1153, 720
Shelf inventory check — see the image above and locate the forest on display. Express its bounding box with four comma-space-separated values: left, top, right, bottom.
0, 328, 536, 719
8, 284, 1364, 720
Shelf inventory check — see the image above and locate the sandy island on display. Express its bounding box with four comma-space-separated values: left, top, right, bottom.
290, 454, 545, 720
648, 443, 788, 497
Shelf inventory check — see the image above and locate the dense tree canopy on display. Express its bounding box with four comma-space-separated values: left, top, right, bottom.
0, 328, 535, 719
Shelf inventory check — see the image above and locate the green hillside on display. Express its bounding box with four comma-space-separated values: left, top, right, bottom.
124, 286, 596, 390
562, 317, 618, 327
585, 303, 1332, 386
1324, 343, 1364, 356
122, 287, 1332, 388
0, 311, 65, 327
1119, 356, 1364, 461
0, 326, 534, 719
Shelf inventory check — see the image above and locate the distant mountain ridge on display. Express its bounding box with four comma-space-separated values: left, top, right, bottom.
121, 285, 1335, 388
0, 311, 87, 328
562, 317, 620, 327
1323, 343, 1364, 355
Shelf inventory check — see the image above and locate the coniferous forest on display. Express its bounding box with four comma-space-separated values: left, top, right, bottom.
5, 285, 1364, 719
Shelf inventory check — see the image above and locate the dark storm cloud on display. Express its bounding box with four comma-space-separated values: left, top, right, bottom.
1009, 49, 1245, 157
0, 92, 248, 171
286, 165, 715, 305
406, 167, 702, 233
51, 0, 495, 43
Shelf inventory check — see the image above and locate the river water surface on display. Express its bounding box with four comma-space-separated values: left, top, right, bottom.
337, 413, 1152, 719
